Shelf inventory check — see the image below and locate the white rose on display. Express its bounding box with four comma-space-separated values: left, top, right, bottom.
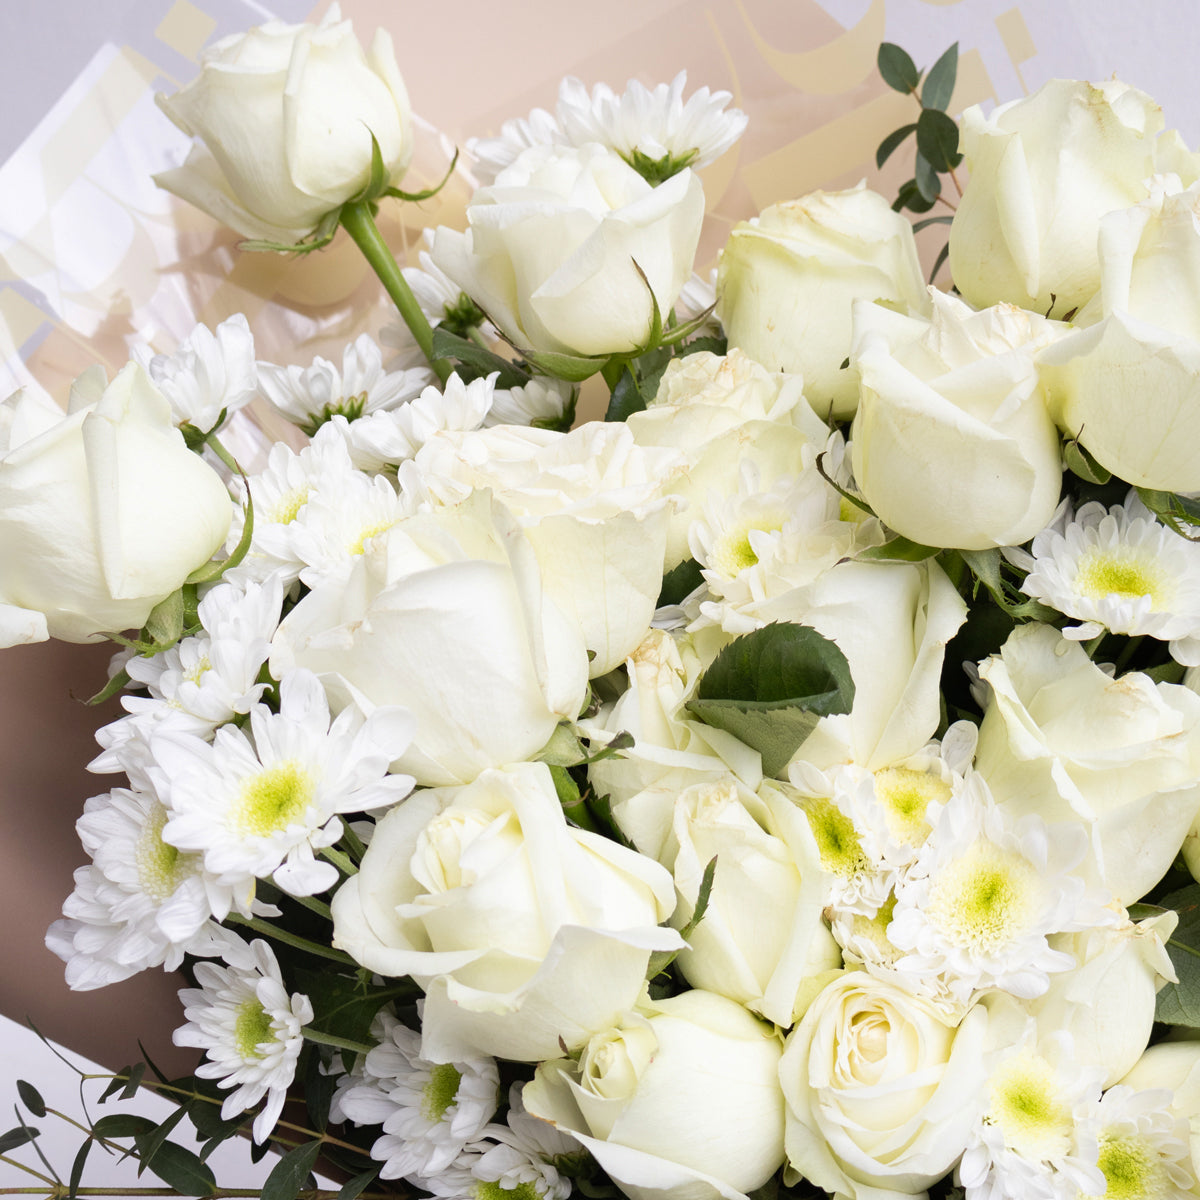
330, 763, 681, 1063
432, 144, 704, 358
0, 366, 232, 647
411, 421, 682, 676
525, 990, 785, 1200
850, 290, 1065, 550
155, 4, 413, 243
665, 777, 841, 1027
585, 628, 762, 860
1028, 911, 1178, 1087
947, 78, 1191, 317
270, 490, 589, 786
625, 349, 830, 566
780, 970, 990, 1200
715, 183, 928, 421
1039, 180, 1200, 491
975, 623, 1200, 904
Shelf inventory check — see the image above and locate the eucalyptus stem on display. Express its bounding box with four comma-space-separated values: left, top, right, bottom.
0, 1154, 53, 1185
340, 201, 450, 385
224, 914, 357, 966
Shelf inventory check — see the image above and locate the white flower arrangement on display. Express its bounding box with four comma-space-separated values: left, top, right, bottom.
8, 14, 1200, 1200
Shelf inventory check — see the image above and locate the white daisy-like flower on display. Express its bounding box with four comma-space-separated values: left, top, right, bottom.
469, 1083, 581, 1200
467, 105, 568, 187
336, 1009, 500, 1182
959, 1030, 1105, 1200
1088, 1084, 1197, 1200
173, 937, 313, 1143
120, 577, 283, 740
557, 71, 747, 181
1019, 492, 1200, 665
150, 669, 414, 897
888, 777, 1116, 1004
138, 314, 257, 433
224, 435, 361, 588
257, 334, 432, 435
313, 372, 496, 473
483, 378, 575, 430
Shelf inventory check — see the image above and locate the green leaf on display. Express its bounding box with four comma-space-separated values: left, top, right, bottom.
338, 1168, 381, 1200
921, 42, 959, 111
142, 1140, 217, 1197
1155, 884, 1200, 1025
648, 855, 718, 978
658, 557, 704, 607
17, 1080, 45, 1118
657, 303, 717, 346
0, 1126, 39, 1154
86, 666, 131, 706
913, 151, 940, 203
911, 215, 955, 233
293, 968, 402, 1050
133, 1104, 188, 1172
857, 536, 940, 563
916, 108, 962, 172
894, 176, 936, 215
429, 326, 530, 389
929, 240, 951, 285
68, 1137, 92, 1200
686, 623, 855, 777
877, 43, 920, 93
875, 122, 917, 169
144, 590, 184, 649
262, 1140, 323, 1200
1137, 487, 1200, 541
120, 1062, 146, 1100
550, 763, 582, 808
1064, 438, 1112, 485
605, 364, 648, 421
91, 1114, 158, 1140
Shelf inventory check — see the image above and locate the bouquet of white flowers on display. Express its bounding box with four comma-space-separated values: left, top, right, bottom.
10, 10, 1200, 1200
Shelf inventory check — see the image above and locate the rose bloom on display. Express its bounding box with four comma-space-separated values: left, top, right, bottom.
0, 366, 231, 647
155, 4, 413, 243
780, 970, 990, 1200
525, 990, 785, 1200
432, 143, 704, 358
330, 763, 681, 1064
716, 183, 928, 421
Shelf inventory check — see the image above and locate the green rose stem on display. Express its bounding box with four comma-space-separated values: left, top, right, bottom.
340, 201, 452, 386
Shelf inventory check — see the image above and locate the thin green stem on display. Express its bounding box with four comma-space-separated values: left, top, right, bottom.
288, 893, 332, 921
1113, 634, 1146, 674
224, 914, 357, 966
320, 847, 358, 877
340, 823, 367, 865
300, 1026, 372, 1055
1084, 632, 1107, 657
340, 202, 450, 385
0, 1153, 53, 1184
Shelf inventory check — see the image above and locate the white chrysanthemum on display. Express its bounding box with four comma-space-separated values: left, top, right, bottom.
224, 435, 362, 588
313, 372, 496, 473
257, 334, 432, 434
151, 669, 414, 897
483, 378, 575, 430
173, 938, 313, 1143
336, 1010, 499, 1181
468, 1083, 581, 1200
46, 787, 238, 989
959, 1032, 1105, 1200
138, 314, 257, 433
889, 778, 1116, 1004
119, 577, 283, 739
1088, 1084, 1197, 1200
467, 105, 568, 187
1019, 493, 1200, 665
556, 71, 747, 180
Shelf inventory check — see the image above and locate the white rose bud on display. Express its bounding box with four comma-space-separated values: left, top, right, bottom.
975, 622, 1200, 905
716, 183, 929, 421
1028, 911, 1179, 1086
432, 144, 704, 358
271, 490, 589, 786
850, 290, 1065, 550
1039, 180, 1200, 491
155, 4, 413, 243
330, 763, 682, 1064
780, 970, 991, 1200
0, 366, 231, 646
948, 78, 1190, 317
525, 990, 785, 1200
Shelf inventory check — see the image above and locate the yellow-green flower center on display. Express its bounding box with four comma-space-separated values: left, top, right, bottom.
271, 487, 310, 525
873, 767, 950, 846
234, 999, 274, 1059
847, 893, 899, 960
1097, 1131, 1168, 1200
422, 1062, 463, 1122
136, 803, 200, 902
233, 762, 317, 837
350, 520, 395, 556
1075, 549, 1170, 607
986, 1052, 1073, 1161
475, 1183, 541, 1200
927, 839, 1035, 953
710, 515, 782, 578
804, 797, 869, 878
